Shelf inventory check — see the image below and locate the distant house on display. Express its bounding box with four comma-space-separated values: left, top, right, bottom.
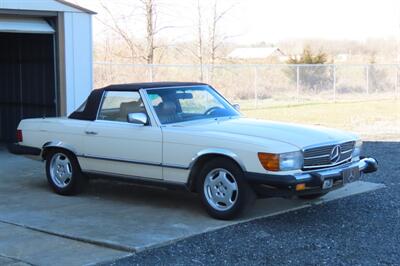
335, 53, 349, 63
227, 47, 286, 63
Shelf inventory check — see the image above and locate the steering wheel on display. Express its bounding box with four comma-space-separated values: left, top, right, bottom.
204, 106, 223, 115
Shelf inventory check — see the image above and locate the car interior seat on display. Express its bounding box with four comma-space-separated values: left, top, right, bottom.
119, 101, 144, 121
157, 101, 177, 124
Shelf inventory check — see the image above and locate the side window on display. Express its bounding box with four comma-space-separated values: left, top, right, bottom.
98, 91, 145, 122
75, 100, 87, 112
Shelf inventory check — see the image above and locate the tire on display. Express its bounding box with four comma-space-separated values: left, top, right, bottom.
298, 193, 327, 200
45, 149, 87, 195
197, 157, 256, 220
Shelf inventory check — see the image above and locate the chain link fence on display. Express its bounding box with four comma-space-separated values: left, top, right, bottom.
94, 63, 400, 110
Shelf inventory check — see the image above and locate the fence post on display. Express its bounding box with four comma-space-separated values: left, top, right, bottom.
365, 65, 369, 95
396, 66, 399, 99
254, 67, 258, 109
204, 65, 209, 84
333, 64, 336, 102
199, 64, 204, 82
296, 65, 300, 102
148, 65, 153, 82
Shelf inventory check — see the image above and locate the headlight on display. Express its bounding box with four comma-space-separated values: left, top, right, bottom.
352, 139, 363, 159
258, 151, 303, 171
280, 151, 303, 170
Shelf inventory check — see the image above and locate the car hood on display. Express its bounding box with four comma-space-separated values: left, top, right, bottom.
172, 117, 358, 149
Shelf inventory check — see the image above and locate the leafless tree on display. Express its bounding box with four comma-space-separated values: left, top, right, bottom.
196, 0, 205, 81
208, 0, 236, 80
97, 0, 174, 66
190, 0, 236, 81
141, 0, 155, 64
210, 0, 236, 63
97, 2, 141, 63
140, 0, 178, 64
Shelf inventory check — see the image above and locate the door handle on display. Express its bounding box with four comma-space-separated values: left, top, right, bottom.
85, 131, 98, 135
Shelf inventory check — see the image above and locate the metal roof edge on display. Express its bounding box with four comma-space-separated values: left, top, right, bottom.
54, 0, 96, 14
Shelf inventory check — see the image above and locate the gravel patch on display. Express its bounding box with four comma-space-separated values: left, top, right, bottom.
105, 141, 400, 266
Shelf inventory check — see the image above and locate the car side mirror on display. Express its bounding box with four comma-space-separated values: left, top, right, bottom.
233, 104, 240, 111
127, 113, 148, 125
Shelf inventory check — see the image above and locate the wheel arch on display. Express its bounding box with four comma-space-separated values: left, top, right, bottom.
41, 141, 79, 160
187, 149, 246, 192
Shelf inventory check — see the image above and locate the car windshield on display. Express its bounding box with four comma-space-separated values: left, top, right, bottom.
146, 86, 240, 124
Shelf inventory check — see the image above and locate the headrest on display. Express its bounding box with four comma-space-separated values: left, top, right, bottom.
120, 101, 143, 116
120, 101, 141, 109
161, 101, 177, 114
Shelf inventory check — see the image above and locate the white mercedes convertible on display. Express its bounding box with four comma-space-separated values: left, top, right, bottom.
9, 82, 378, 219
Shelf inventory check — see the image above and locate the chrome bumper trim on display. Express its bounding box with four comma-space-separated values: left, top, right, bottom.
294, 157, 378, 181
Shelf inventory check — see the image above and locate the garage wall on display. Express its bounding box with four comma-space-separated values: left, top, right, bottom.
63, 12, 92, 114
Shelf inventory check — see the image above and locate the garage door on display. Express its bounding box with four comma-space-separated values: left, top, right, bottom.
0, 30, 56, 142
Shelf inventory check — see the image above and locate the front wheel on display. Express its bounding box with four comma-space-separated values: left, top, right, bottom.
45, 149, 87, 195
197, 158, 255, 220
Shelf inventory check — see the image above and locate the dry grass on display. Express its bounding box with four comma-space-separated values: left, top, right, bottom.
242, 99, 400, 140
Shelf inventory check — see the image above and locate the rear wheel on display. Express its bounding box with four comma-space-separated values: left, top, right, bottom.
197, 158, 255, 220
45, 149, 87, 195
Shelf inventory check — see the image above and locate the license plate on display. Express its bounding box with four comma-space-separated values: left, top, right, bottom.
342, 166, 361, 183
322, 179, 334, 189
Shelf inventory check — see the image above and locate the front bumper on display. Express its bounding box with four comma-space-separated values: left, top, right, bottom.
244, 157, 378, 197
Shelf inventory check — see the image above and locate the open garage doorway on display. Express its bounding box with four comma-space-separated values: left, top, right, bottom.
0, 31, 57, 143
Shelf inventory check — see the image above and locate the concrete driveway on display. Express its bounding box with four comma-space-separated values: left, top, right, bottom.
0, 145, 384, 266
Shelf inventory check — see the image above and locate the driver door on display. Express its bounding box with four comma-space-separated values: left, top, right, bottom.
79, 90, 163, 180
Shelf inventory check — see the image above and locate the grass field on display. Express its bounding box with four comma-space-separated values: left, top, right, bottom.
241, 99, 400, 140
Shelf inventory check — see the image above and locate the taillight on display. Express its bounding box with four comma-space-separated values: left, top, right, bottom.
16, 129, 23, 142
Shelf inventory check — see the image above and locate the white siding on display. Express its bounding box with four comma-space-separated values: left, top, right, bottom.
64, 12, 92, 114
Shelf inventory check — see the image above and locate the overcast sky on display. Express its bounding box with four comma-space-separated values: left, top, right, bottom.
74, 0, 400, 44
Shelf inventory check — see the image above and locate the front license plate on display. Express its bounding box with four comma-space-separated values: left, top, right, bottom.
322, 179, 334, 189
342, 166, 361, 183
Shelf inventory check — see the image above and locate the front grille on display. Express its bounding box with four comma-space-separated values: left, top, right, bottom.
303, 141, 355, 169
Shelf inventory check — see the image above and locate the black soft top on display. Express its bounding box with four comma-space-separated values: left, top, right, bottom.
68, 82, 207, 121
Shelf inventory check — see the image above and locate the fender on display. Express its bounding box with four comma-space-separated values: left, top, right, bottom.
189, 148, 247, 172
41, 141, 80, 159
186, 148, 247, 191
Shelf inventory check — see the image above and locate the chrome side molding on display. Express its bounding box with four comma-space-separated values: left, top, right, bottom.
189, 148, 247, 171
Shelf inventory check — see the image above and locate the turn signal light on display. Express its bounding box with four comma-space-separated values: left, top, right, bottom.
16, 129, 23, 142
258, 152, 280, 171
296, 183, 306, 191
